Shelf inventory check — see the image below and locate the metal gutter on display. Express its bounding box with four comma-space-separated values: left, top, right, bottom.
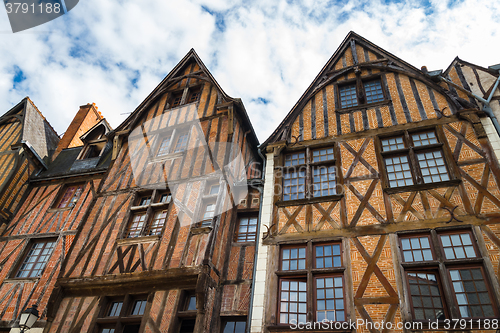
438, 66, 500, 137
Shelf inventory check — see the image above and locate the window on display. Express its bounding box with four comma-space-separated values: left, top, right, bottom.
221, 318, 246, 333
156, 130, 190, 156
174, 133, 189, 153
15, 240, 56, 278
124, 191, 170, 238
198, 202, 216, 228
96, 295, 147, 333
399, 230, 498, 322
127, 213, 147, 238
148, 211, 168, 236
170, 92, 183, 108
177, 292, 197, 333
235, 216, 258, 242
338, 78, 385, 109
187, 89, 201, 104
283, 147, 338, 201
208, 184, 220, 195
380, 130, 451, 189
55, 184, 84, 208
167, 87, 201, 110
157, 136, 172, 156
138, 196, 151, 206
278, 242, 345, 325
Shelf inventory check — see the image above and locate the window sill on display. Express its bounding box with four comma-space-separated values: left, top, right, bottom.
276, 194, 343, 207
336, 99, 391, 114
191, 226, 212, 235
116, 235, 160, 246
177, 311, 197, 318
383, 179, 461, 195
149, 151, 185, 163
233, 241, 256, 247
401, 261, 440, 268
4, 277, 40, 283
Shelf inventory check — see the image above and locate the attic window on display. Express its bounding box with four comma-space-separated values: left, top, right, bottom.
338, 78, 386, 110
170, 92, 183, 108
187, 88, 201, 103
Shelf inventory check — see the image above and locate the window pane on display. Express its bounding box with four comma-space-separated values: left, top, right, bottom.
174, 133, 189, 152
315, 244, 341, 268
440, 233, 477, 259
200, 203, 216, 227
449, 268, 494, 318
283, 170, 306, 201
312, 148, 334, 163
170, 93, 182, 107
139, 196, 151, 206
385, 155, 413, 187
16, 241, 56, 278
364, 80, 384, 104
316, 276, 344, 322
339, 84, 358, 108
127, 213, 147, 238
148, 210, 167, 236
281, 247, 306, 271
108, 301, 123, 317
209, 185, 220, 195
407, 272, 445, 320
187, 295, 196, 311
131, 300, 147, 315
416, 150, 449, 183
381, 136, 405, 152
236, 217, 258, 242
57, 185, 84, 208
284, 153, 305, 166
400, 236, 434, 262
280, 279, 307, 324
312, 166, 336, 197
157, 136, 171, 156
223, 320, 247, 333
187, 89, 201, 103
412, 131, 438, 147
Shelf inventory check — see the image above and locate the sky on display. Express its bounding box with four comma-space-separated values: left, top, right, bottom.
0, 0, 499, 142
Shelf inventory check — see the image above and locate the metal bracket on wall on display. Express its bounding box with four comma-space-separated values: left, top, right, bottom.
443, 205, 463, 223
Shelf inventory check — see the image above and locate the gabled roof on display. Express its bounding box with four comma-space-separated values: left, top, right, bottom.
261, 31, 437, 148
116, 49, 259, 148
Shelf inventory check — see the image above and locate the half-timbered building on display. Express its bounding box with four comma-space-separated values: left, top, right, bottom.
0, 98, 59, 232
251, 31, 500, 333
0, 102, 109, 333
41, 50, 262, 333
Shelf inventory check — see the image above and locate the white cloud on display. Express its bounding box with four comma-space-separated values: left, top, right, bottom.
1, 0, 499, 142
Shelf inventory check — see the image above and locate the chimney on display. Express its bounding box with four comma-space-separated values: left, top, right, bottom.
52, 103, 103, 160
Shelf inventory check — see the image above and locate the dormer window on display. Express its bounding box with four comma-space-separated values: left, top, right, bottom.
79, 143, 104, 159
77, 121, 110, 160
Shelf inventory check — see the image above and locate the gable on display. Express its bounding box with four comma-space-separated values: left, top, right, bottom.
115, 49, 260, 161
263, 32, 460, 147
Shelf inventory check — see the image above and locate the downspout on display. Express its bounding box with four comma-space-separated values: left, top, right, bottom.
246, 147, 266, 333
439, 67, 500, 137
